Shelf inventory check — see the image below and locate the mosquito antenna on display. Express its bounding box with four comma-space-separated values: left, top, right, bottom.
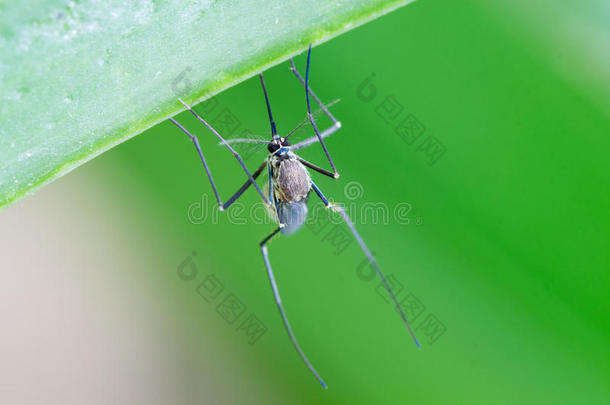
285, 99, 341, 140
221, 138, 269, 145
222, 96, 339, 146
259, 73, 278, 139
284, 119, 308, 140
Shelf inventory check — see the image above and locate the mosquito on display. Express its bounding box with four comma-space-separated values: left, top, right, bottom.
169, 44, 420, 388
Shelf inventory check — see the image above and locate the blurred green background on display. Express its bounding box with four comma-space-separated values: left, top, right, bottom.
2, 0, 609, 404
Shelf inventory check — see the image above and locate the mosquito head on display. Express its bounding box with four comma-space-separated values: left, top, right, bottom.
267, 137, 290, 154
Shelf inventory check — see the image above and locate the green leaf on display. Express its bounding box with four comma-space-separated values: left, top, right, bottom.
0, 0, 414, 210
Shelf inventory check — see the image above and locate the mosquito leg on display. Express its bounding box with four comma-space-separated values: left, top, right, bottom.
289, 52, 342, 141
267, 160, 274, 206
169, 118, 224, 208
171, 116, 266, 210
291, 128, 339, 151
289, 48, 341, 151
267, 160, 279, 222
297, 156, 339, 179
292, 44, 340, 176
259, 73, 278, 138
284, 99, 340, 143
310, 180, 421, 349
222, 160, 266, 210
259, 227, 328, 388
177, 98, 270, 205
309, 180, 330, 206
266, 160, 287, 227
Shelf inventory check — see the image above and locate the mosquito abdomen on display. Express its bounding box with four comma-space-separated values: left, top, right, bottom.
279, 201, 308, 235
275, 158, 311, 202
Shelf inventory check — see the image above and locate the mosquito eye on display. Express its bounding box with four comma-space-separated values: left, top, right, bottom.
267, 143, 280, 153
